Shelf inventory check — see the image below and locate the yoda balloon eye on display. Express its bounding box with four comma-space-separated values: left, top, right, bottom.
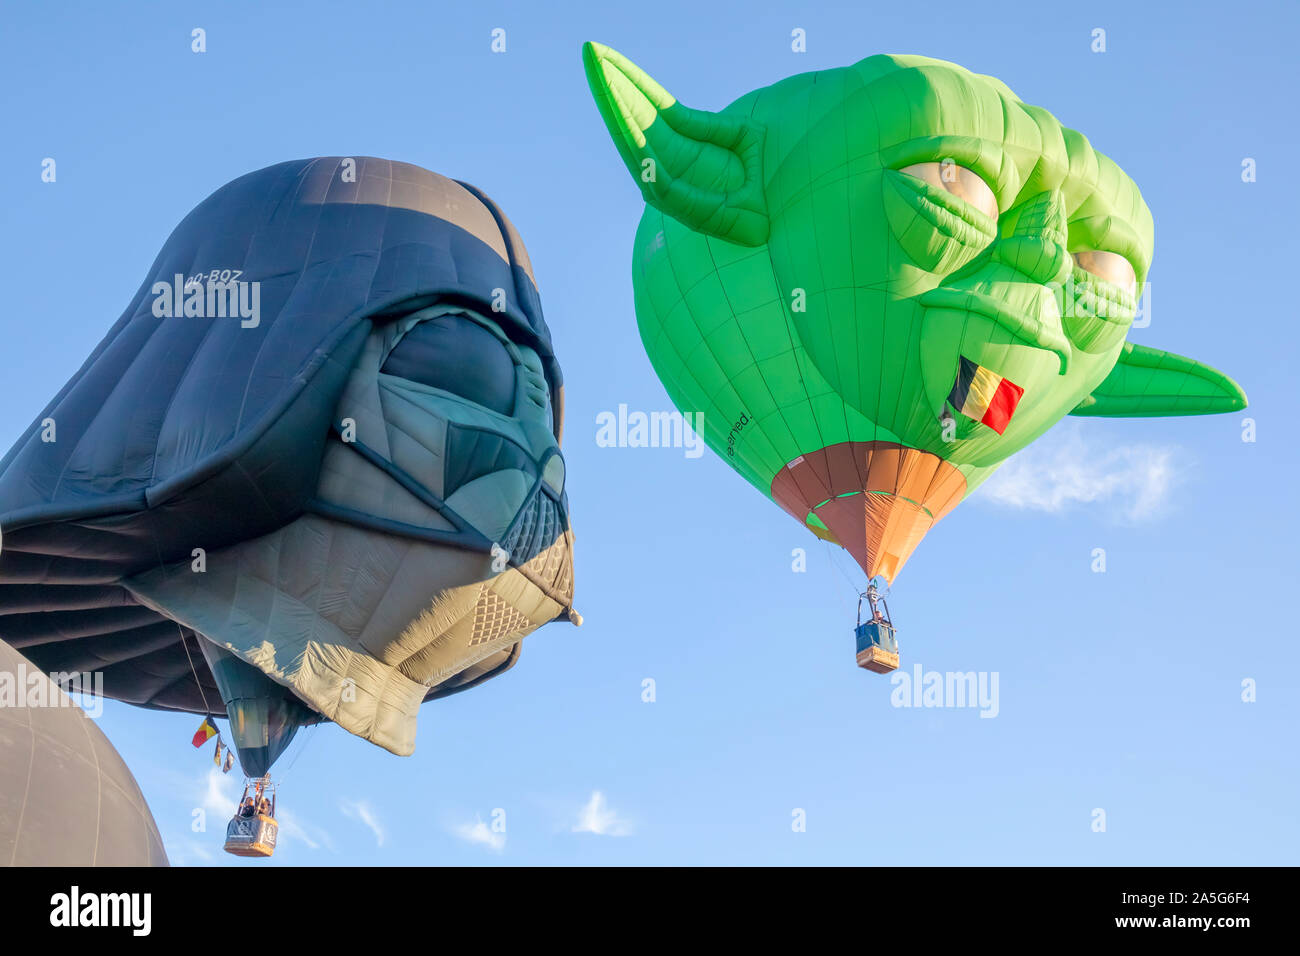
898, 161, 999, 221
1073, 249, 1137, 295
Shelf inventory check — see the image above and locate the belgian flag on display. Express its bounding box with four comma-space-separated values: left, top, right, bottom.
191, 717, 219, 748
947, 357, 1024, 435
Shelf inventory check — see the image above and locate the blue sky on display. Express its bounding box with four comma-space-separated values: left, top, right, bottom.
1, 0, 1296, 865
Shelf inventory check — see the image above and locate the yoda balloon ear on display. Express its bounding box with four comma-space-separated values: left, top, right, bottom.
1071, 342, 1247, 416
582, 41, 769, 246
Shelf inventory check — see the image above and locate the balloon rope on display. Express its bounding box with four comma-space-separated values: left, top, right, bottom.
174, 622, 216, 719
822, 541, 863, 619
143, 518, 217, 720
275, 721, 318, 782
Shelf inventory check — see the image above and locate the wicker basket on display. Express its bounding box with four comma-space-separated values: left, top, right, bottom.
224, 813, 278, 858
856, 645, 900, 674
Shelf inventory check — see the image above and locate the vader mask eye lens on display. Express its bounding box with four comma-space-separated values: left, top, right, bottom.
381, 312, 516, 414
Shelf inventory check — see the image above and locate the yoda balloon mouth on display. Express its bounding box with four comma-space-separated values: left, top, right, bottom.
584, 42, 1246, 583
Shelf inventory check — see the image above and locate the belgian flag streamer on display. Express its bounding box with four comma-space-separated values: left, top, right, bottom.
191, 718, 218, 748
947, 357, 1024, 435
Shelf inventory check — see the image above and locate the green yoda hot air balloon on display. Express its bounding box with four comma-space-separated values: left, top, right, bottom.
583, 43, 1246, 639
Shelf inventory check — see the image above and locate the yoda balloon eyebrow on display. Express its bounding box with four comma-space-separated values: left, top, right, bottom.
583, 42, 1246, 600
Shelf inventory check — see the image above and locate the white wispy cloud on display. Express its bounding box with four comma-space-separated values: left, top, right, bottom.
340, 798, 385, 847
161, 839, 214, 866
975, 426, 1178, 521
155, 763, 237, 866
453, 815, 506, 853
572, 790, 633, 837
275, 808, 335, 852
199, 765, 239, 824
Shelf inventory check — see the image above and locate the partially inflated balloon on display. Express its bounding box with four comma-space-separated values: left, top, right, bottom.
0, 638, 169, 865
583, 44, 1245, 581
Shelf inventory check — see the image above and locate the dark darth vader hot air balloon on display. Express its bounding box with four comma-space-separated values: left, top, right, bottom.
0, 158, 578, 853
